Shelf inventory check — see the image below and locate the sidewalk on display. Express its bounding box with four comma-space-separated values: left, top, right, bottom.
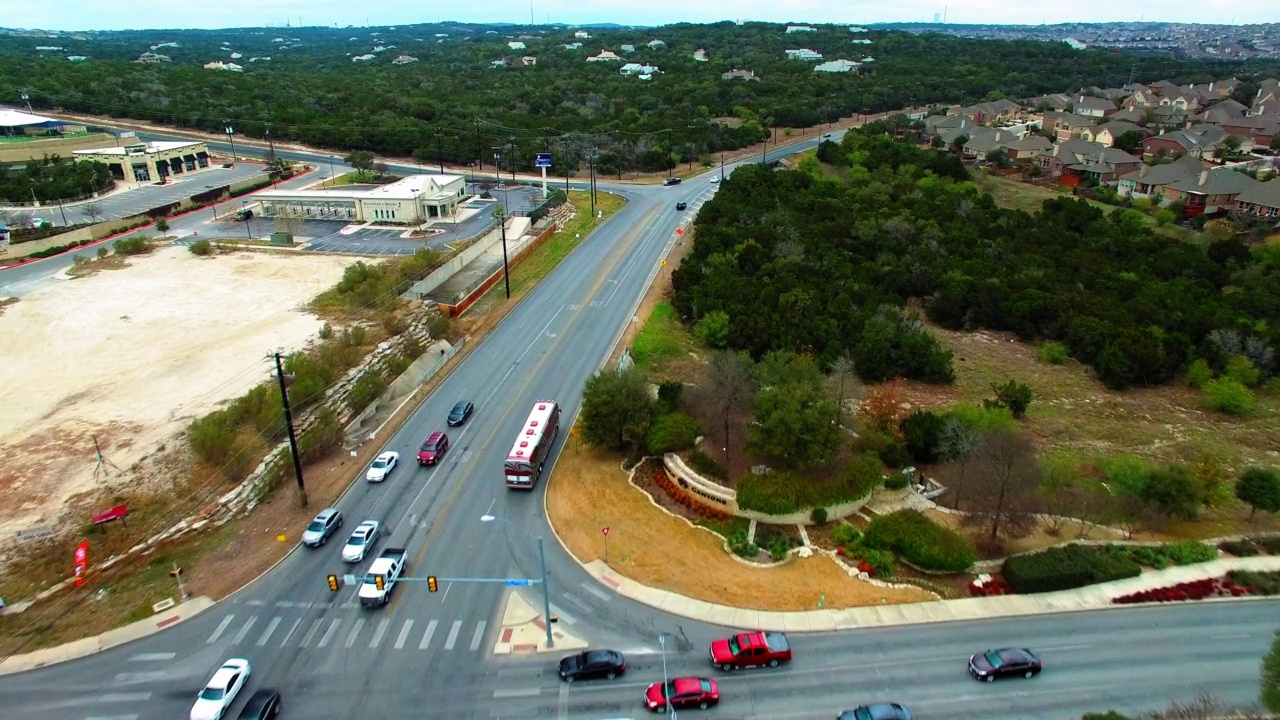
583, 555, 1280, 632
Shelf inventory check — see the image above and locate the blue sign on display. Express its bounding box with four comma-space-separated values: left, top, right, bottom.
505, 579, 533, 587
535, 153, 552, 168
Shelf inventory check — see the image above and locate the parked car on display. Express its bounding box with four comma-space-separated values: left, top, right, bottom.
676, 202, 687, 211
417, 431, 449, 465
662, 177, 682, 186
838, 703, 913, 720
968, 647, 1042, 682
643, 677, 718, 713
190, 658, 251, 720
301, 508, 343, 547
709, 631, 791, 670
342, 520, 382, 563
365, 451, 399, 482
447, 400, 475, 426
235, 689, 282, 720
558, 649, 626, 682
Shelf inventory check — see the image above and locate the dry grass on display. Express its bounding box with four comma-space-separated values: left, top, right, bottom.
546, 434, 934, 611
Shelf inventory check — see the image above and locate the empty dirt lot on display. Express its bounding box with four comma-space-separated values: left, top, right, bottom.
0, 246, 355, 547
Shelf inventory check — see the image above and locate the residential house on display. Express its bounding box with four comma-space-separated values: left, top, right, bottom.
814, 59, 860, 73
861, 56, 875, 63
646, 39, 666, 49
508, 41, 526, 50
721, 69, 759, 81
786, 25, 816, 33
693, 49, 709, 61
959, 99, 1022, 125
1001, 135, 1054, 162
962, 128, 1023, 160
1039, 140, 1142, 185
391, 55, 418, 65
1149, 79, 1181, 96
1053, 114, 1098, 141
1107, 107, 1150, 125
1122, 89, 1161, 109
588, 50, 622, 62
521, 56, 537, 66
1188, 123, 1229, 148
1086, 120, 1148, 148
620, 63, 660, 77
66, 55, 87, 62
350, 54, 375, 62
1118, 156, 1207, 201
1063, 37, 1087, 50
852, 39, 873, 45
1162, 168, 1260, 216
204, 60, 244, 71
229, 52, 243, 59
1030, 93, 1074, 111
1074, 95, 1117, 118
1142, 129, 1211, 159
248, 56, 271, 62
1145, 106, 1192, 130
1157, 86, 1204, 113
1235, 178, 1280, 218
134, 51, 171, 62
1196, 101, 1248, 125
562, 42, 583, 50
1220, 114, 1280, 146
574, 30, 591, 39
924, 114, 975, 139
784, 49, 823, 61
620, 44, 635, 53
849, 26, 869, 32
490, 59, 507, 69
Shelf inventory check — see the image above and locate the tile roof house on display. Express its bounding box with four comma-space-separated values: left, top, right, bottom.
1107, 107, 1150, 125
1074, 95, 1117, 118
1118, 156, 1208, 201
646, 39, 666, 49
962, 128, 1019, 159
1000, 134, 1054, 161
204, 60, 244, 71
1084, 120, 1148, 148
587, 49, 622, 62
814, 59, 860, 73
1122, 89, 1161, 109
784, 49, 823, 61
1220, 114, 1280, 146
620, 44, 635, 53
391, 54, 418, 64
1162, 168, 1260, 216
1235, 178, 1280, 218
522, 56, 537, 66
1030, 93, 1074, 111
1196, 101, 1248, 125
721, 69, 759, 81
135, 51, 171, 62
959, 99, 1022, 124
1142, 129, 1212, 159
923, 115, 975, 138
1053, 113, 1099, 141
1039, 140, 1142, 185
693, 49, 709, 62
508, 41, 526, 50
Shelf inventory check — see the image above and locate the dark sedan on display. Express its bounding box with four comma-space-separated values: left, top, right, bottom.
236, 689, 282, 720
558, 649, 626, 682
447, 400, 474, 426
969, 647, 1042, 682
838, 702, 912, 720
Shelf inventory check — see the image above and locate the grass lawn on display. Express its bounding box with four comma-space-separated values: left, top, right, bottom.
320, 171, 377, 187
631, 300, 699, 369
972, 172, 1188, 239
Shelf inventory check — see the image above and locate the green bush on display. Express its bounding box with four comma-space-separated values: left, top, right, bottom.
1225, 354, 1262, 387
832, 523, 862, 547
656, 380, 684, 412
1260, 536, 1280, 554
686, 448, 727, 480
1219, 540, 1260, 557
851, 547, 895, 578
647, 412, 702, 454
899, 410, 945, 463
1036, 342, 1069, 364
1227, 570, 1280, 595
189, 238, 213, 256
1159, 540, 1218, 565
863, 509, 976, 573
883, 471, 909, 490
842, 452, 884, 500
346, 369, 388, 413
878, 442, 911, 469
1002, 544, 1141, 594
810, 507, 828, 525
1103, 542, 1215, 570
737, 454, 880, 516
1185, 358, 1214, 388
727, 530, 759, 559
1202, 377, 1256, 415
767, 536, 791, 561
187, 409, 244, 468
113, 236, 152, 255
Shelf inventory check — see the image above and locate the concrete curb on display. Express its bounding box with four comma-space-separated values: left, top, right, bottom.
578, 556, 1280, 633
0, 596, 215, 675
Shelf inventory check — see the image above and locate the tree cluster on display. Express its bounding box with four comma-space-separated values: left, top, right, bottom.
0, 155, 112, 203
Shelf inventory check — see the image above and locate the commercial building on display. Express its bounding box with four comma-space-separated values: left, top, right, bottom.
255, 174, 466, 224
72, 140, 210, 183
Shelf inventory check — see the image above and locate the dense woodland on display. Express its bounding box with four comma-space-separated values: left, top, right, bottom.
671, 128, 1280, 390
4, 22, 1280, 173
0, 155, 110, 203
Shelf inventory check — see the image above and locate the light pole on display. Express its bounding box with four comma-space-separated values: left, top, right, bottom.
659, 632, 676, 719
494, 205, 511, 299
328, 155, 336, 187
242, 201, 253, 240
265, 125, 276, 163
480, 515, 552, 647
492, 148, 502, 186
224, 124, 237, 162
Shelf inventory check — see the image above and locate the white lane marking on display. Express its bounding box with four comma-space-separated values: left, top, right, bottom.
419, 619, 438, 650
444, 620, 462, 650
1036, 644, 1093, 652
493, 687, 542, 699
206, 615, 234, 644
231, 616, 257, 645
317, 618, 342, 648
561, 592, 591, 612
580, 582, 612, 602
279, 618, 303, 647
345, 618, 366, 649
469, 621, 487, 651
97, 693, 153, 704
299, 618, 324, 647
1211, 633, 1252, 640
128, 653, 176, 661
394, 619, 414, 649
84, 716, 139, 720
244, 599, 265, 606
113, 672, 167, 683
256, 617, 282, 646
371, 614, 389, 648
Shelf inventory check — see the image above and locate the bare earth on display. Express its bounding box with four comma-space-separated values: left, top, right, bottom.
0, 246, 355, 545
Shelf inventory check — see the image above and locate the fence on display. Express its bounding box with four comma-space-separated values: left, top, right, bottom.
3, 182, 117, 209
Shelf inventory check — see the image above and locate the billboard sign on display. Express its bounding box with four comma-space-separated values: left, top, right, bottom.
73, 540, 89, 588
92, 504, 128, 526
535, 153, 552, 168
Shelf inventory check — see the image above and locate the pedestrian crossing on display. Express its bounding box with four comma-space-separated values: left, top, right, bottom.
206, 612, 489, 653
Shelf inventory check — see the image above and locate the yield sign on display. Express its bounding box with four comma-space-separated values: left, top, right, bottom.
601, 526, 610, 537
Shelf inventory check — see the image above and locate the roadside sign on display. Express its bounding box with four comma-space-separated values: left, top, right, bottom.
15, 526, 55, 544
535, 153, 552, 168
342, 574, 357, 586
505, 579, 532, 587
73, 540, 89, 588
601, 527, 610, 537
91, 504, 128, 525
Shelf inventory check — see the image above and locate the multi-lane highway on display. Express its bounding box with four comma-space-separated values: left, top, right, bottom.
1, 127, 1274, 720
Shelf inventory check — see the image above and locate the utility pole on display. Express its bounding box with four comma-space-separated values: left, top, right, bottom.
495, 206, 511, 299
508, 136, 517, 181
720, 153, 725, 182
225, 124, 237, 161
272, 352, 308, 507
265, 126, 276, 163
20, 89, 33, 113
587, 152, 597, 218
435, 129, 445, 174
170, 562, 190, 602
475, 118, 483, 172
665, 128, 672, 178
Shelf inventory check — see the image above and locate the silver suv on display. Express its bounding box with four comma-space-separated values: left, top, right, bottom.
301, 508, 343, 547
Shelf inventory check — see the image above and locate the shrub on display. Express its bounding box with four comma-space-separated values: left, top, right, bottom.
883, 472, 909, 490
656, 380, 684, 412
1219, 540, 1260, 557
346, 370, 388, 413
842, 451, 884, 500
647, 412, 702, 454
738, 457, 879, 516
985, 379, 1034, 419
692, 310, 731, 349
899, 410, 945, 463
1160, 540, 1218, 565
1036, 342, 1069, 364
878, 442, 911, 469
767, 535, 791, 561
863, 509, 976, 573
1225, 354, 1262, 387
1081, 712, 1135, 720
1260, 536, 1280, 554
1237, 466, 1280, 518
113, 236, 152, 255
1101, 454, 1153, 495
95, 246, 108, 260
851, 547, 895, 578
1227, 570, 1280, 595
189, 238, 213, 256
686, 448, 727, 480
1202, 377, 1255, 415
187, 409, 243, 467
727, 530, 759, 559
1140, 464, 1202, 520
831, 523, 862, 547
1185, 358, 1213, 388
1002, 544, 1141, 594
810, 507, 828, 525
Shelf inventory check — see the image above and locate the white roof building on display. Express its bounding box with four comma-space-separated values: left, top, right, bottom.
508, 41, 526, 50
814, 59, 861, 73
392, 55, 419, 64
203, 61, 244, 71
785, 49, 823, 61
256, 174, 467, 225
574, 30, 591, 38
786, 25, 815, 33
588, 50, 621, 62
352, 54, 376, 62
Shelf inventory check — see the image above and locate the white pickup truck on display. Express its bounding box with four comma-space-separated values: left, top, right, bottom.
358, 547, 406, 608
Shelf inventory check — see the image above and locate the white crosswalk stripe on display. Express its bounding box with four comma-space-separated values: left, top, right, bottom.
199, 612, 490, 652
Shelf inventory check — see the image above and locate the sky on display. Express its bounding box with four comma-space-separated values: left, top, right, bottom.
7, 0, 1280, 32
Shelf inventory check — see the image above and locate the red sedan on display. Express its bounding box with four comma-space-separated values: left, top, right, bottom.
643, 677, 719, 713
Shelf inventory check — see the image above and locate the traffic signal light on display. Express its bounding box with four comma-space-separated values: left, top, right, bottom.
326, 574, 339, 592
374, 574, 385, 591
427, 575, 438, 593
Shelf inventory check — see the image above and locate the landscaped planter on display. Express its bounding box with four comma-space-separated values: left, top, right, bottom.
968, 574, 1011, 597
1111, 577, 1254, 605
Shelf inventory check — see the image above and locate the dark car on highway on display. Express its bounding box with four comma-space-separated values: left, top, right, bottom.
676, 201, 687, 211
236, 689, 282, 720
558, 649, 626, 682
839, 702, 913, 720
447, 400, 474, 426
969, 647, 1042, 682
663, 177, 682, 186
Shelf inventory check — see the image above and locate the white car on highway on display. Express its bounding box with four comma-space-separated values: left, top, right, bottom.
191, 658, 251, 720
365, 451, 399, 482
342, 520, 382, 563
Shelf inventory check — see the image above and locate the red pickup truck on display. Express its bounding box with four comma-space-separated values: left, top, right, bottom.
709, 631, 792, 671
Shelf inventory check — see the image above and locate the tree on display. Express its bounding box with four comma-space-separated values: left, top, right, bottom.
1264, 629, 1280, 713
1236, 467, 1280, 519
373, 161, 390, 179
984, 379, 1034, 419
984, 148, 1011, 169
579, 367, 653, 453
829, 354, 856, 424
706, 350, 755, 464
1112, 130, 1145, 154
858, 379, 904, 437
938, 415, 983, 510
155, 217, 169, 233
930, 135, 945, 149
693, 310, 730, 348
749, 376, 841, 468
964, 428, 1041, 539
345, 150, 376, 176
899, 410, 945, 463
1140, 464, 1203, 520
79, 200, 105, 223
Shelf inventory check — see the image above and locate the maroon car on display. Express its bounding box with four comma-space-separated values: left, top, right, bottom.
417, 431, 449, 466
644, 677, 718, 713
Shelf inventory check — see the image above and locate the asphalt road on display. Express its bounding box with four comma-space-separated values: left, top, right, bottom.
6, 126, 1267, 720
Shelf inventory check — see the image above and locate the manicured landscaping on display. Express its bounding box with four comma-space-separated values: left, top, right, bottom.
863, 509, 978, 573
1002, 544, 1142, 594
1112, 575, 1268, 605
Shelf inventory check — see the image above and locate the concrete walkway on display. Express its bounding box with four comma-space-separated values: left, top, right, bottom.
583, 555, 1280, 632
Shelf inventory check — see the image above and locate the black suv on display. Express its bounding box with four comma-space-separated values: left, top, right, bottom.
676, 202, 687, 211
236, 689, 282, 720
662, 177, 682, 186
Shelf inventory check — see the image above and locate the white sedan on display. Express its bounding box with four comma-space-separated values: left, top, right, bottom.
191, 658, 251, 720
365, 451, 399, 482
342, 520, 382, 563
